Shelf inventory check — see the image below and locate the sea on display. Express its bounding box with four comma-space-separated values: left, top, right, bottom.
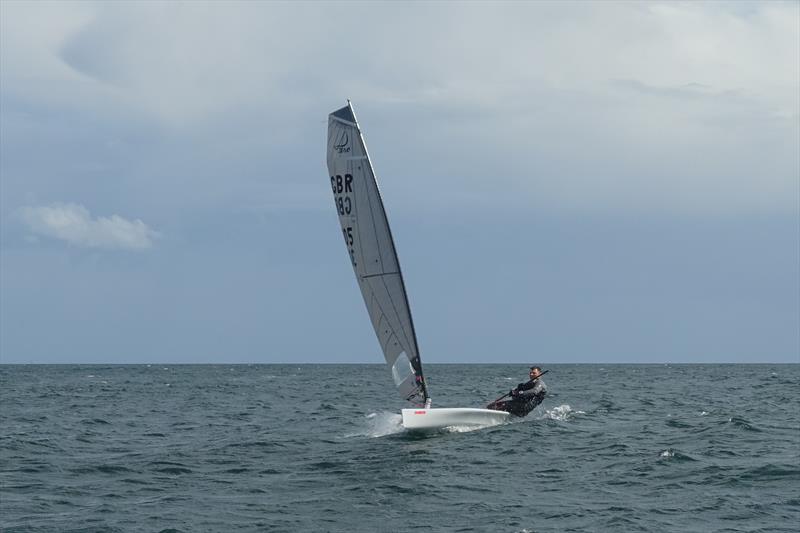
1, 364, 798, 532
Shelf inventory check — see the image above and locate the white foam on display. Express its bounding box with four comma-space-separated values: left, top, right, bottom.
542, 404, 584, 421
442, 423, 500, 434
344, 411, 404, 438
659, 449, 674, 458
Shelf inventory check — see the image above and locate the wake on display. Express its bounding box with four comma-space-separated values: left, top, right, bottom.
345, 404, 583, 439
346, 411, 506, 438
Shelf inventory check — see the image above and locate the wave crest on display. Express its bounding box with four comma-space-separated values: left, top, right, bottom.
542, 404, 584, 421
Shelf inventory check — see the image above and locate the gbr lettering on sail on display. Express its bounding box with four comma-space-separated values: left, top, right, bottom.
331, 173, 355, 266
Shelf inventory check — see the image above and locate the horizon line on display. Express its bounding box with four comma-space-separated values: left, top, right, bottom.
1, 361, 797, 365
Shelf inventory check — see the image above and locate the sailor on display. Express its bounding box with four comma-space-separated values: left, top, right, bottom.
512, 366, 547, 405
490, 366, 547, 417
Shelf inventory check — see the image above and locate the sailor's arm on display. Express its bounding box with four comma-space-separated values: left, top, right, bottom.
518, 380, 546, 398
511, 380, 531, 397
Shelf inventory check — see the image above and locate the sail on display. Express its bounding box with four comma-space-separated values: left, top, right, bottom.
326, 102, 429, 405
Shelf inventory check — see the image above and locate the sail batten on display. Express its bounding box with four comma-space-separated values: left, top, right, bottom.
326, 102, 428, 405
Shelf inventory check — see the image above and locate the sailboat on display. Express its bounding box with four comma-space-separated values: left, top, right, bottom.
326, 101, 510, 431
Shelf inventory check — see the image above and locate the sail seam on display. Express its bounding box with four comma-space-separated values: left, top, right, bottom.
330, 115, 357, 127
361, 272, 400, 279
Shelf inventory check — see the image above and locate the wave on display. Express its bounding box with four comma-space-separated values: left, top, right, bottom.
740, 463, 800, 481
657, 448, 697, 462
70, 464, 134, 474
726, 416, 762, 432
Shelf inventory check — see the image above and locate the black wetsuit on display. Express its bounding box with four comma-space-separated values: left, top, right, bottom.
492, 378, 547, 417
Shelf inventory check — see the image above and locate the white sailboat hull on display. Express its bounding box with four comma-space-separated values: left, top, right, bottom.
401, 408, 511, 431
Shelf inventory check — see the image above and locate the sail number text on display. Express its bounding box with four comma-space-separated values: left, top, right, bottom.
341, 226, 355, 266
332, 173, 356, 266
331, 174, 353, 216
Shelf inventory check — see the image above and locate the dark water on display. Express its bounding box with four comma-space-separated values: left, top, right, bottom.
1, 364, 798, 532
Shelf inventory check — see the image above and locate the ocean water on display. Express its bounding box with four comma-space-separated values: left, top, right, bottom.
1, 364, 798, 532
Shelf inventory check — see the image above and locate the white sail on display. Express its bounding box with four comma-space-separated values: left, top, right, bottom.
326, 102, 428, 405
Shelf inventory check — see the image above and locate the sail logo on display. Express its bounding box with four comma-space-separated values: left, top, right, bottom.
334, 130, 351, 153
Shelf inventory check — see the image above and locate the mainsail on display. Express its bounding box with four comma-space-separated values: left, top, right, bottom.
326, 102, 429, 406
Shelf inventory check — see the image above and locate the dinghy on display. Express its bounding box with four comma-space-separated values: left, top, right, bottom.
326, 101, 510, 431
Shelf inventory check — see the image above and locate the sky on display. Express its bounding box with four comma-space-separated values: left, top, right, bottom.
1, 1, 798, 364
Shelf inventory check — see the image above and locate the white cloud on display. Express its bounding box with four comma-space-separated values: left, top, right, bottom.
18, 203, 159, 250
1, 1, 797, 216
4, 2, 796, 125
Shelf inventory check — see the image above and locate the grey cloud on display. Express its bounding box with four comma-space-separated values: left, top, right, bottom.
612, 79, 738, 100
59, 22, 124, 85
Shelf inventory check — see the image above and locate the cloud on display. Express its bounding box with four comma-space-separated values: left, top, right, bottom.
4, 2, 796, 124
0, 1, 797, 218
18, 203, 159, 250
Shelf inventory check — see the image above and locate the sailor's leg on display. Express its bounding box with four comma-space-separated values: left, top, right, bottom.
488, 400, 512, 413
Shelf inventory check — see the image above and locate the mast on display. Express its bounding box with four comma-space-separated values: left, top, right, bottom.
349, 103, 429, 402
327, 102, 429, 405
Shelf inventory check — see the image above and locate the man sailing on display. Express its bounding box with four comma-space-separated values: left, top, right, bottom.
488, 366, 548, 417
